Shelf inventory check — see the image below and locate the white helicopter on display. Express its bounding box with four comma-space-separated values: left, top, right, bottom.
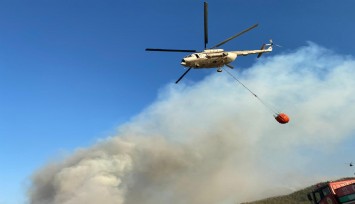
146, 2, 274, 83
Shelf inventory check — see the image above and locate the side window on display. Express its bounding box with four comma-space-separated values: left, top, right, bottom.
322, 187, 331, 196
314, 191, 322, 203
194, 54, 200, 58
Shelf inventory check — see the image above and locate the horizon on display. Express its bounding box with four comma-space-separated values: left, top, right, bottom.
1, 1, 355, 203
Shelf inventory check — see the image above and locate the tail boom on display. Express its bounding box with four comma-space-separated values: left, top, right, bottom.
232, 39, 273, 58
232, 45, 272, 57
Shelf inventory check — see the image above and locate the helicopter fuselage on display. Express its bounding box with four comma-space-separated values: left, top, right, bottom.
145, 2, 274, 83
181, 49, 237, 68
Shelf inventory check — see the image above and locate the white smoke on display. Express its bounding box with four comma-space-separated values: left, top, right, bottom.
28, 43, 355, 204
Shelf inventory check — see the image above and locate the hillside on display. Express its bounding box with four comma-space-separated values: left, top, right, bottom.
240, 185, 314, 204
241, 177, 355, 204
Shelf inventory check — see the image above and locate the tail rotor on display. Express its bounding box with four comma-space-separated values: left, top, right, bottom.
266, 39, 282, 48
257, 39, 281, 58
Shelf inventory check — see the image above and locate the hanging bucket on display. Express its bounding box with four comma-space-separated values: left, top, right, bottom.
274, 113, 290, 124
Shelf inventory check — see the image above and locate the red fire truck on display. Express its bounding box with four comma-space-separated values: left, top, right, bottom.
308, 178, 355, 204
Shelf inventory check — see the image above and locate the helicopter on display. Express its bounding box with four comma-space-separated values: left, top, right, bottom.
146, 2, 274, 83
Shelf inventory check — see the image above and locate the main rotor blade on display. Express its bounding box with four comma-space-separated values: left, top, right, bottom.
204, 2, 208, 49
211, 24, 258, 49
175, 68, 192, 84
146, 48, 197, 52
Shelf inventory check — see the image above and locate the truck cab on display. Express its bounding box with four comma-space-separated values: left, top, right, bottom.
308, 179, 355, 204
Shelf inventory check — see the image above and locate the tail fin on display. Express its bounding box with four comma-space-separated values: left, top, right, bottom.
257, 39, 273, 58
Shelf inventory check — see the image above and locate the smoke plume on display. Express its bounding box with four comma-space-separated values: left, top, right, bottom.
28, 43, 355, 204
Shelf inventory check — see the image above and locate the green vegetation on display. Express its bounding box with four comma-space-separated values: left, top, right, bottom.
241, 177, 355, 204
241, 186, 314, 204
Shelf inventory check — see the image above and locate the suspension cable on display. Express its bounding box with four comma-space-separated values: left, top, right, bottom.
223, 67, 279, 115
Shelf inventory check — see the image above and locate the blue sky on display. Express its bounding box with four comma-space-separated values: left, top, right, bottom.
1, 1, 355, 203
